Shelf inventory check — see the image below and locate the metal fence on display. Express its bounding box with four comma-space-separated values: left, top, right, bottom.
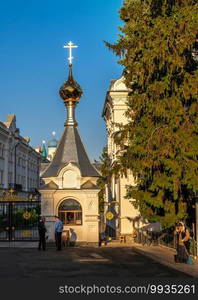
134, 230, 197, 256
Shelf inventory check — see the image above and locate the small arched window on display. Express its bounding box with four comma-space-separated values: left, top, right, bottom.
58, 199, 82, 225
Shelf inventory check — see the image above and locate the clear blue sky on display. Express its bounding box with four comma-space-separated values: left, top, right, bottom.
0, 0, 123, 161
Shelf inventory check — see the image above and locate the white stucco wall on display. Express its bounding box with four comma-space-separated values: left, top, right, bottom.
103, 77, 140, 235
40, 189, 99, 243
0, 115, 40, 191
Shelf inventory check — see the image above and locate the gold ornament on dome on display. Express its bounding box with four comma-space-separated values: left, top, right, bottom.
67, 86, 75, 92
59, 66, 83, 103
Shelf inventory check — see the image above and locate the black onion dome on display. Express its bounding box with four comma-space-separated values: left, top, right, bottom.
59, 64, 83, 102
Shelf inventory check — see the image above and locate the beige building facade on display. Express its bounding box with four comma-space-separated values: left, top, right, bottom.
102, 76, 143, 237
0, 114, 40, 193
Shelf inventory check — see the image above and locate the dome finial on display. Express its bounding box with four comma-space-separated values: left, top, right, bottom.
59, 64, 83, 103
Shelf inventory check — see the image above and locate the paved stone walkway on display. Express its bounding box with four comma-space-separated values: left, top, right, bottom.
0, 241, 197, 278
0, 244, 192, 279
105, 241, 198, 278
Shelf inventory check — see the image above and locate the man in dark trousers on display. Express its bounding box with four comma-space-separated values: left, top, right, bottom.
38, 216, 46, 251
55, 215, 63, 251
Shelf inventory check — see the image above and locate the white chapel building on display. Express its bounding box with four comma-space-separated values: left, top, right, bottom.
40, 49, 100, 244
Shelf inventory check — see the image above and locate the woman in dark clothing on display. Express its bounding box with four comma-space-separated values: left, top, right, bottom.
174, 222, 190, 263
38, 216, 46, 251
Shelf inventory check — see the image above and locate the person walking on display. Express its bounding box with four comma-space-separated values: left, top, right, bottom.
55, 215, 63, 251
38, 216, 46, 251
174, 221, 190, 263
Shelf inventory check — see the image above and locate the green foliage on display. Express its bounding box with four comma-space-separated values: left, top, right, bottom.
106, 0, 198, 228
97, 146, 112, 213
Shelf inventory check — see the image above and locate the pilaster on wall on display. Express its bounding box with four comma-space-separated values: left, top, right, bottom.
40, 191, 55, 242
3, 143, 9, 189
118, 173, 139, 234
86, 222, 99, 243
25, 150, 29, 191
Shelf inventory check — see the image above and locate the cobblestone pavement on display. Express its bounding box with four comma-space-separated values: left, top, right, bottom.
0, 245, 192, 279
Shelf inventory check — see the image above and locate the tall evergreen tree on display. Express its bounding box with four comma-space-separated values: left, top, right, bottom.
106, 0, 198, 228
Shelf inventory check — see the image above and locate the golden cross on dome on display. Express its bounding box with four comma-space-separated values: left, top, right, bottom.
63, 41, 78, 65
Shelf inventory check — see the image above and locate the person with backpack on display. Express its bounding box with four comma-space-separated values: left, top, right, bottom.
174, 221, 190, 263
